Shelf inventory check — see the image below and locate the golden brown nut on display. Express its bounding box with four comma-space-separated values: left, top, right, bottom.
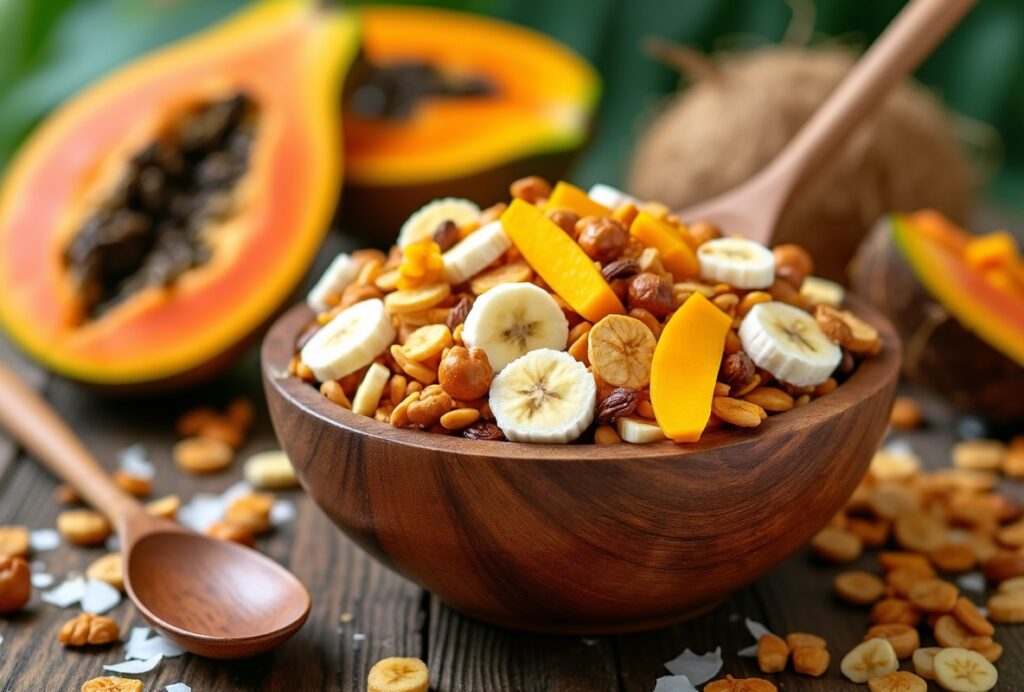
627, 272, 674, 317
406, 385, 454, 426
577, 216, 629, 264
206, 521, 256, 547
704, 675, 777, 692
0, 525, 29, 558
224, 493, 274, 535
791, 645, 830, 677
510, 175, 551, 204
59, 613, 119, 646
113, 471, 151, 498
145, 494, 181, 520
81, 677, 143, 692
57, 509, 111, 546
173, 436, 234, 474
756, 633, 789, 673
438, 346, 493, 401
86, 553, 124, 592
0, 555, 31, 613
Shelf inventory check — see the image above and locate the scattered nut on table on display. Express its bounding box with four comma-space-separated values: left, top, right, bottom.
56, 509, 111, 546
59, 613, 119, 646
0, 555, 31, 613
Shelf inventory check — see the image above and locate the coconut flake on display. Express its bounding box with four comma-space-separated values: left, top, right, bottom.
221, 480, 253, 505
652, 674, 699, 692
103, 654, 163, 674
663, 647, 722, 685
745, 617, 773, 641
118, 443, 155, 479
29, 528, 60, 552
126, 630, 186, 660
166, 685, 191, 692
957, 572, 986, 593
126, 627, 151, 648
737, 644, 759, 658
177, 493, 226, 532
42, 576, 87, 607
270, 499, 296, 527
81, 579, 121, 614
31, 572, 54, 588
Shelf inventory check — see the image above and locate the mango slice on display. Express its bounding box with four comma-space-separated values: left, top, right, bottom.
500, 199, 625, 322
650, 293, 732, 442
544, 181, 612, 219
629, 211, 699, 280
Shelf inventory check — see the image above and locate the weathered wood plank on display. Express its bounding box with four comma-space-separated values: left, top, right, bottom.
0, 336, 47, 481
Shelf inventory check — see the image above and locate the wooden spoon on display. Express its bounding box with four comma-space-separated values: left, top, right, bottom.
679, 0, 977, 244
0, 364, 310, 659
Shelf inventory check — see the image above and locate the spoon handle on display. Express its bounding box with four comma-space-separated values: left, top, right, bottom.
0, 363, 137, 522
761, 0, 977, 216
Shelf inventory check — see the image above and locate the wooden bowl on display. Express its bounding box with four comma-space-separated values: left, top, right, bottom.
262, 295, 901, 634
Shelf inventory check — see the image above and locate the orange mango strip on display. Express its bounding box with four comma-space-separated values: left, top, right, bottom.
544, 181, 612, 218
500, 199, 625, 323
650, 293, 732, 442
629, 211, 699, 280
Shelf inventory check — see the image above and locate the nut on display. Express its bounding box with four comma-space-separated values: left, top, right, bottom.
742, 386, 794, 413
546, 209, 580, 237
145, 494, 181, 520
601, 258, 640, 282
863, 623, 919, 659
113, 471, 151, 498
197, 416, 245, 450
321, 380, 353, 409
57, 509, 111, 546
889, 396, 922, 429
440, 408, 481, 430
81, 677, 143, 692
576, 216, 629, 263
792, 645, 830, 677
815, 304, 880, 354
439, 346, 493, 401
712, 396, 766, 428
786, 632, 827, 649
756, 633, 789, 673
225, 492, 274, 534
407, 385, 454, 426
462, 421, 505, 441
879, 552, 932, 573
704, 676, 777, 692
719, 351, 755, 391
431, 219, 460, 252
206, 520, 255, 547
173, 436, 234, 474
0, 556, 31, 613
446, 295, 474, 331
0, 526, 29, 558
86, 553, 124, 592
226, 397, 255, 430
773, 243, 814, 277
886, 566, 936, 598
59, 613, 119, 646
596, 388, 639, 425
627, 272, 674, 317
834, 570, 886, 605
510, 175, 551, 204
953, 439, 1007, 471
594, 425, 622, 445
176, 406, 219, 437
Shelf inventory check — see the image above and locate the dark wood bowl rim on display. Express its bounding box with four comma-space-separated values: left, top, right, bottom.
261, 294, 902, 462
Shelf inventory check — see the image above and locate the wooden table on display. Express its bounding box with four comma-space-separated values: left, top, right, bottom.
1, 321, 1021, 692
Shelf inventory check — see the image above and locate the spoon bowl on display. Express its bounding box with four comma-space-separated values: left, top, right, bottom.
124, 517, 311, 658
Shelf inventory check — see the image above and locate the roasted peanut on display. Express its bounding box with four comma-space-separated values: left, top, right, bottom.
59, 613, 119, 646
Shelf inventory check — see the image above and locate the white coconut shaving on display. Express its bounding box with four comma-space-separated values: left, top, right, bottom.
738, 617, 775, 657
81, 579, 121, 614
270, 499, 296, 527
125, 628, 186, 660
663, 647, 722, 685
652, 674, 699, 692
30, 572, 54, 589
103, 654, 163, 674
29, 528, 60, 552
177, 493, 226, 532
42, 576, 87, 607
956, 572, 986, 594
165, 684, 191, 692
118, 443, 155, 479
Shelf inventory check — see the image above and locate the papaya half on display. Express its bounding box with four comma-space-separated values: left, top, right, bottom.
851, 211, 1024, 424
0, 0, 360, 391
340, 5, 600, 236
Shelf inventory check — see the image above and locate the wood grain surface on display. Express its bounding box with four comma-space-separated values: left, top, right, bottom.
0, 341, 1022, 691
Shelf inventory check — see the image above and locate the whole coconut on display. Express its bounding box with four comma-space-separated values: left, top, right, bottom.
627, 45, 974, 281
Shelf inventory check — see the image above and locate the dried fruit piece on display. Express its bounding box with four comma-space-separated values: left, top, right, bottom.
145, 494, 180, 520
615, 416, 666, 444
791, 645, 830, 677
756, 633, 789, 673
932, 647, 998, 691
56, 509, 111, 546
786, 632, 827, 649
952, 597, 994, 637
889, 396, 923, 429
810, 527, 863, 564
834, 570, 886, 605
80, 677, 143, 692
867, 671, 927, 692
0, 556, 31, 613
986, 589, 1024, 623
912, 646, 942, 680
952, 439, 1006, 471
86, 553, 124, 592
841, 638, 899, 683
907, 578, 959, 613
59, 613, 119, 646
352, 363, 392, 416
864, 623, 919, 659
894, 513, 947, 553
243, 450, 298, 490
870, 598, 921, 626
886, 566, 936, 598
367, 656, 429, 692
703, 676, 777, 692
0, 526, 29, 558
650, 293, 732, 442
173, 436, 233, 474
384, 282, 451, 315
401, 324, 453, 363
225, 492, 274, 535
206, 521, 255, 547
930, 544, 977, 574
588, 315, 656, 388
934, 614, 990, 649
301, 298, 396, 382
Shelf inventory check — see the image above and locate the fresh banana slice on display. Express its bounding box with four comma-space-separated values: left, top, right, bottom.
801, 275, 846, 307
697, 237, 776, 289
489, 349, 596, 443
912, 647, 942, 680
306, 253, 358, 313
299, 298, 396, 382
462, 282, 568, 371
616, 416, 666, 444
367, 656, 429, 692
840, 638, 899, 683
588, 183, 639, 210
738, 301, 841, 387
932, 648, 998, 691
442, 220, 512, 285
397, 197, 480, 248
352, 362, 391, 417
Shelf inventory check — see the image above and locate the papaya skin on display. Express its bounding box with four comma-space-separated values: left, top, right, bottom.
340, 5, 599, 237
0, 1, 361, 390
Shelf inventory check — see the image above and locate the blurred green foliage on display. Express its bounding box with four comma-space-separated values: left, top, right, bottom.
1, 0, 1022, 209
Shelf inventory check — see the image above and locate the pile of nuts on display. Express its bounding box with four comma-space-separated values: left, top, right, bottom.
172, 397, 255, 474
294, 176, 882, 444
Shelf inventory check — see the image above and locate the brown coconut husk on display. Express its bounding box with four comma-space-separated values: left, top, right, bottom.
627, 43, 975, 282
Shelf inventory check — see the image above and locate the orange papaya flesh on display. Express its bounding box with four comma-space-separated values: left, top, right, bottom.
895, 212, 1024, 366
340, 5, 599, 233
628, 211, 699, 280
0, 0, 361, 388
